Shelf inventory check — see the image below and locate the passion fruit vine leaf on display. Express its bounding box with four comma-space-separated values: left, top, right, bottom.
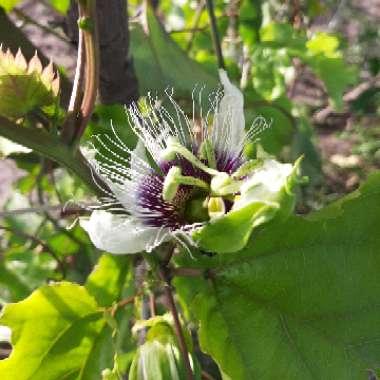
175, 172, 380, 379
0, 256, 133, 380
0, 283, 113, 380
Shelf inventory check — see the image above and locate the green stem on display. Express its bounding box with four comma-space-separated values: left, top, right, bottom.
72, 0, 100, 148
0, 116, 106, 197
205, 0, 225, 69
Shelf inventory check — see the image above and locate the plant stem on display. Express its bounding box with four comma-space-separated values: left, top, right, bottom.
72, 0, 100, 147
205, 0, 225, 69
0, 116, 108, 197
170, 267, 203, 277
62, 13, 86, 144
161, 277, 195, 380
143, 251, 195, 380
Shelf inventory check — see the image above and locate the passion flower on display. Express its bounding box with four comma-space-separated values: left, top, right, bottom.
80, 70, 300, 254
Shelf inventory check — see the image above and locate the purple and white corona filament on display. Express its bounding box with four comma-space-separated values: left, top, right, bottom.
80, 70, 297, 254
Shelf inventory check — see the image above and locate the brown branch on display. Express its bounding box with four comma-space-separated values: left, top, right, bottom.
160, 277, 195, 380
170, 267, 203, 277
0, 225, 66, 278
0, 204, 89, 218
109, 290, 144, 316
71, 0, 100, 146
201, 370, 217, 380
205, 0, 225, 69
62, 12, 86, 144
312, 75, 380, 124
149, 292, 157, 317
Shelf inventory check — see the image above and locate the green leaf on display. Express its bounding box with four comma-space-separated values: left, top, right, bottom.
130, 5, 218, 101
0, 282, 113, 380
0, 0, 20, 12
48, 0, 70, 14
306, 32, 340, 57
86, 254, 131, 307
0, 260, 31, 302
175, 172, 380, 379
260, 23, 306, 50
306, 55, 357, 110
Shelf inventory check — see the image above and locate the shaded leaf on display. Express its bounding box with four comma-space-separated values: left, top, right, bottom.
130, 5, 218, 101
175, 172, 380, 379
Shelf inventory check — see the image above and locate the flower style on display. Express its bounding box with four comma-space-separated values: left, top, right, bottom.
80, 70, 300, 255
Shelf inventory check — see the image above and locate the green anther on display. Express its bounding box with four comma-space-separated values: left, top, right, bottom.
200, 139, 217, 169
162, 166, 210, 202
161, 137, 219, 176
162, 166, 181, 202
208, 197, 226, 219
232, 159, 262, 179
175, 175, 210, 191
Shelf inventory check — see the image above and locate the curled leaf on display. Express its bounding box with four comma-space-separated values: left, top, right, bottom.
0, 47, 60, 118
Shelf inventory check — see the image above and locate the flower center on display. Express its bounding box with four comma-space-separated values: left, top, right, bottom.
137, 140, 246, 229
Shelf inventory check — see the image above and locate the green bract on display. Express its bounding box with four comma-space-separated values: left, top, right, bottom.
0, 48, 60, 118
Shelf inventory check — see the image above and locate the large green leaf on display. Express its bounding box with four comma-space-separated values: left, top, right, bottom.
175, 172, 380, 379
0, 282, 113, 380
130, 5, 218, 100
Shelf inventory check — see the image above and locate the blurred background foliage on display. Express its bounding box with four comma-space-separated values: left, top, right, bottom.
0, 0, 379, 373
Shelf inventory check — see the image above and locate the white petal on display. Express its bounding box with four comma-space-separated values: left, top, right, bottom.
212, 69, 245, 156
131, 138, 149, 174
233, 159, 293, 210
80, 210, 165, 254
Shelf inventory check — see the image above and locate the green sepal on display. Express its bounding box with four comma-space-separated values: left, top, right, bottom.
193, 201, 278, 254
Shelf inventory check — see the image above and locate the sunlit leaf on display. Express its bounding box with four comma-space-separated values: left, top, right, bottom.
0, 282, 113, 380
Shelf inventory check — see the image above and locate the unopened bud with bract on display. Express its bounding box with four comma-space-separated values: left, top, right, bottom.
129, 315, 201, 380
0, 47, 60, 118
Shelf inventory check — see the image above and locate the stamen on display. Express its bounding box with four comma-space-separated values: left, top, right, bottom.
199, 139, 217, 169
161, 137, 219, 176
232, 159, 262, 179
162, 166, 210, 202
